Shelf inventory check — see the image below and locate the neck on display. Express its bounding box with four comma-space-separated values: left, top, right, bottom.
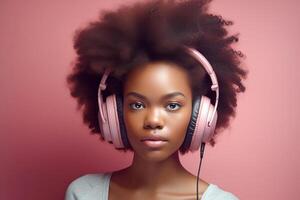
124, 151, 189, 190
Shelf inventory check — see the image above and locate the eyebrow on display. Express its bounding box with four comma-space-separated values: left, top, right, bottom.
125, 91, 186, 100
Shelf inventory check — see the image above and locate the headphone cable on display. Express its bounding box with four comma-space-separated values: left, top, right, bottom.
196, 142, 206, 200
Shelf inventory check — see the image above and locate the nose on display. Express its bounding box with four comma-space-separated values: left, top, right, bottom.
143, 107, 164, 130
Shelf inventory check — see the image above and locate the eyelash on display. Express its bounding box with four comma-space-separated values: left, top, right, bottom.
129, 102, 182, 111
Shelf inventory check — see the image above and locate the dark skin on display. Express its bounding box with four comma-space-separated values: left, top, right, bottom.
109, 61, 209, 200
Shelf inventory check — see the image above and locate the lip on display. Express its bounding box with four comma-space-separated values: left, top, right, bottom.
140, 135, 168, 142
141, 140, 168, 149
140, 135, 168, 149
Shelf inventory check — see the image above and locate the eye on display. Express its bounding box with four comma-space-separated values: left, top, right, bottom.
129, 102, 145, 110
166, 103, 182, 111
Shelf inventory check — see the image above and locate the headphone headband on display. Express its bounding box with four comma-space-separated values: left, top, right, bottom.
183, 46, 219, 127
98, 47, 219, 127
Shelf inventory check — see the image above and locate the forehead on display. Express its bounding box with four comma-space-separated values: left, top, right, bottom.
123, 61, 192, 98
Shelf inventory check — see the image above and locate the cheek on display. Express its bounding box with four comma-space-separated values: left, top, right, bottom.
167, 110, 191, 140
123, 109, 143, 138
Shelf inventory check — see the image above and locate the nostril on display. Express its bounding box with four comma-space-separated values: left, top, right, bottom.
143, 124, 163, 130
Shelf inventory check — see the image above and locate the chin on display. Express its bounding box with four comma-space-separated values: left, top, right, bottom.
134, 148, 178, 163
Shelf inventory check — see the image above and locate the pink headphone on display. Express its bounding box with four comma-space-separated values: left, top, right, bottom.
97, 47, 219, 152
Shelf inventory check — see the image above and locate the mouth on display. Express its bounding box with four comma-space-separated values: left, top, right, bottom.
141, 140, 168, 149
141, 135, 168, 142
140, 136, 168, 149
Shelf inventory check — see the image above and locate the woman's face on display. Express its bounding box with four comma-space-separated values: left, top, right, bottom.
123, 61, 192, 162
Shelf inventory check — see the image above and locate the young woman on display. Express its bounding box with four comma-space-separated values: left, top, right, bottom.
65, 0, 247, 199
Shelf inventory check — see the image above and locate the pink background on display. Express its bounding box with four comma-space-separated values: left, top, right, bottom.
1, 0, 299, 199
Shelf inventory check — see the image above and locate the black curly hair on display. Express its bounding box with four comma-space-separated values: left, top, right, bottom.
66, 0, 248, 154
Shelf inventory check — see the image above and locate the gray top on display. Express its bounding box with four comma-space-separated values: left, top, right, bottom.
65, 173, 239, 200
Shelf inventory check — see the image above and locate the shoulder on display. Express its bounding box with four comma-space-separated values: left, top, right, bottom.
64, 172, 112, 200
202, 184, 239, 200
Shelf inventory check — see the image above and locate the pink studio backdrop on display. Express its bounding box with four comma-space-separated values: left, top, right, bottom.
0, 0, 299, 199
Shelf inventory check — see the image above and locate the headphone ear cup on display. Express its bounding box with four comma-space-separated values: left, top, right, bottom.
202, 99, 217, 143
115, 94, 130, 148
98, 97, 113, 142
105, 94, 124, 148
181, 96, 201, 152
189, 96, 217, 152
